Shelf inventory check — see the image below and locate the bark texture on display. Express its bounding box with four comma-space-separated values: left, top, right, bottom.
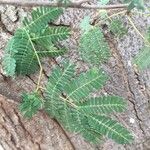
0, 95, 75, 150
0, 1, 150, 149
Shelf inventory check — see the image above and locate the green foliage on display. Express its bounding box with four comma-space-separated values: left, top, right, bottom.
80, 16, 92, 32
79, 27, 110, 66
33, 26, 70, 42
134, 27, 150, 70
57, 0, 71, 5
19, 92, 43, 118
88, 115, 133, 144
81, 129, 102, 144
2, 54, 16, 77
98, 0, 110, 5
2, 7, 70, 76
63, 68, 108, 103
109, 19, 128, 38
134, 46, 150, 69
147, 27, 150, 42
126, 0, 145, 11
11, 29, 39, 75
2, 5, 134, 145
45, 62, 133, 144
23, 7, 63, 33
78, 96, 127, 114
99, 10, 108, 20
2, 37, 17, 76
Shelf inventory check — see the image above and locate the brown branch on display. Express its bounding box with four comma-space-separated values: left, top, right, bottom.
0, 0, 129, 10
77, 0, 91, 5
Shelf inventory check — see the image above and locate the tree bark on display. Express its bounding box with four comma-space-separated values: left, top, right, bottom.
0, 95, 75, 150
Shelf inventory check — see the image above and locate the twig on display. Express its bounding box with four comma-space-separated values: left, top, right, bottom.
25, 29, 43, 92
77, 0, 91, 5
127, 16, 150, 46
91, 10, 126, 28
0, 0, 129, 10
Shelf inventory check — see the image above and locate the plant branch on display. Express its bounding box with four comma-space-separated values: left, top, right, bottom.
0, 0, 129, 10
25, 29, 43, 92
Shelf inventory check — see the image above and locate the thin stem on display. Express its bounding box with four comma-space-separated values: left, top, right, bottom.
95, 10, 126, 27
107, 10, 126, 20
25, 29, 43, 92
60, 96, 78, 109
127, 16, 150, 46
77, 0, 91, 5
0, 0, 129, 10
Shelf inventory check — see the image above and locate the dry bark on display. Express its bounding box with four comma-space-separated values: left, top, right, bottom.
0, 95, 75, 150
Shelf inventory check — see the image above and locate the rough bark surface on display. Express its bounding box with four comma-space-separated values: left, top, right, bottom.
0, 95, 75, 150
0, 1, 150, 150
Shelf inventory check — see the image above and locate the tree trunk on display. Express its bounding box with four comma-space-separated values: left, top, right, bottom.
0, 2, 150, 150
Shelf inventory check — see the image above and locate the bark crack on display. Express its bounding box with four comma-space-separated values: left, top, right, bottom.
104, 32, 145, 136
0, 14, 13, 35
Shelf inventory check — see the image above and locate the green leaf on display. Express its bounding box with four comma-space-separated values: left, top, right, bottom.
98, 0, 110, 5
3, 7, 70, 76
34, 38, 67, 57
46, 61, 75, 100
37, 48, 67, 57
99, 10, 108, 20
147, 27, 150, 42
2, 54, 16, 77
81, 128, 102, 144
57, 0, 71, 5
109, 19, 128, 38
133, 27, 150, 70
79, 27, 110, 66
134, 46, 150, 69
127, 0, 145, 11
19, 92, 43, 118
78, 96, 127, 114
45, 62, 75, 117
2, 37, 18, 76
44, 62, 133, 144
5, 37, 17, 54
32, 26, 70, 57
88, 115, 133, 144
80, 16, 92, 32
32, 26, 71, 42
64, 68, 108, 103
23, 7, 63, 33
12, 29, 39, 75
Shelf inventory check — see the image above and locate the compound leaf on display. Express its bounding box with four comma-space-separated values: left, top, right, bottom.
45, 62, 133, 144
109, 19, 128, 38
88, 115, 133, 144
19, 92, 43, 118
64, 68, 108, 103
2, 54, 16, 77
79, 27, 110, 66
23, 7, 63, 33
127, 0, 145, 11
32, 26, 71, 42
78, 96, 127, 114
13, 29, 39, 75
80, 16, 92, 32
134, 46, 150, 69
3, 7, 70, 76
98, 0, 110, 5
